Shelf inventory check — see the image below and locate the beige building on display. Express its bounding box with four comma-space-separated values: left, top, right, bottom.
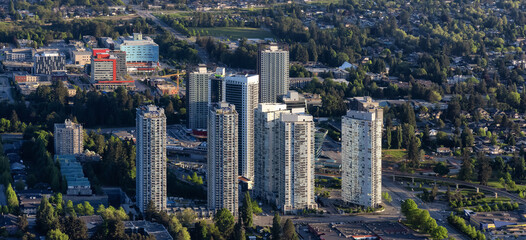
187, 65, 212, 129
54, 119, 83, 155
208, 102, 239, 216
278, 113, 317, 213
72, 51, 91, 66
341, 97, 383, 207
136, 105, 167, 213
258, 44, 289, 103
254, 103, 289, 203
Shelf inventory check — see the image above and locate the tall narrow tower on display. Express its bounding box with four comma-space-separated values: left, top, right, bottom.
341, 97, 383, 207
136, 105, 167, 213
278, 113, 317, 213
224, 74, 259, 181
207, 102, 239, 216
188, 64, 212, 129
254, 103, 289, 203
258, 44, 289, 103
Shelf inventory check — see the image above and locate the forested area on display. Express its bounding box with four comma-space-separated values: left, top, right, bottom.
0, 82, 186, 129
155, 30, 201, 65
0, 17, 156, 48
196, 36, 258, 69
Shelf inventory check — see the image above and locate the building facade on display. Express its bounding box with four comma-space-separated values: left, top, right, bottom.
207, 102, 239, 216
34, 52, 66, 75
278, 113, 317, 213
54, 119, 84, 155
224, 74, 259, 181
209, 67, 226, 105
116, 33, 159, 72
187, 65, 212, 130
341, 97, 383, 207
72, 51, 91, 66
91, 49, 133, 91
136, 105, 167, 213
253, 103, 289, 203
258, 44, 289, 103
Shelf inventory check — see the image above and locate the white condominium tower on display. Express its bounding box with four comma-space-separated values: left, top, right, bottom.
207, 102, 239, 216
54, 119, 83, 155
341, 97, 383, 207
188, 64, 212, 130
254, 103, 290, 203
224, 74, 259, 181
136, 105, 167, 213
258, 44, 289, 103
278, 113, 316, 213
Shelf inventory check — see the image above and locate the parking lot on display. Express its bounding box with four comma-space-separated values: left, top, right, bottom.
0, 76, 14, 103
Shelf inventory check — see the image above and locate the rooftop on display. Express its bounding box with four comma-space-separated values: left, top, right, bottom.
124, 221, 173, 240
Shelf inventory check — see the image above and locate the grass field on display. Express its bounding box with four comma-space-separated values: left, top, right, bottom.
382, 149, 407, 161
190, 27, 274, 39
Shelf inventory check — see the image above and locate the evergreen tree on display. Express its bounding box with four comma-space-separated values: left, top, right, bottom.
386, 128, 391, 149
458, 151, 473, 181
271, 212, 282, 240
36, 197, 59, 234
17, 214, 28, 232
241, 192, 253, 228
83, 201, 94, 215
477, 153, 492, 185
396, 127, 403, 149
65, 200, 76, 217
6, 183, 19, 211
60, 216, 88, 240
232, 221, 246, 240
282, 219, 298, 240
214, 208, 235, 238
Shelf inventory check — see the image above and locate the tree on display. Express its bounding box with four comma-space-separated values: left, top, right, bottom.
17, 214, 28, 232
214, 208, 235, 237
65, 200, 76, 217
60, 216, 88, 240
145, 201, 157, 221
401, 199, 418, 216
477, 154, 492, 186
241, 192, 253, 228
83, 201, 94, 215
407, 136, 421, 167
232, 222, 246, 240
282, 219, 298, 240
396, 127, 403, 149
47, 229, 69, 240
461, 127, 474, 147
433, 162, 450, 176
175, 228, 191, 240
271, 212, 282, 240
458, 151, 473, 181
178, 208, 196, 227
6, 183, 19, 211
431, 226, 448, 240
386, 128, 392, 149
36, 197, 59, 234
194, 221, 209, 240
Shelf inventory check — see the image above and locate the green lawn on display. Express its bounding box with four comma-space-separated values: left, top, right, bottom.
382, 149, 407, 161
190, 27, 275, 39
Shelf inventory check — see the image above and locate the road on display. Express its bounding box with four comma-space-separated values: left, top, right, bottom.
132, 7, 210, 64
382, 176, 469, 240
384, 171, 526, 205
